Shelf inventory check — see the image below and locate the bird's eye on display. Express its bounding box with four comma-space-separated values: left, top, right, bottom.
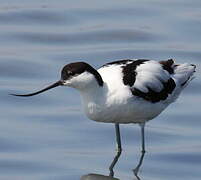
68, 71, 73, 75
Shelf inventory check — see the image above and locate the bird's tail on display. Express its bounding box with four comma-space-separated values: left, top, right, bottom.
173, 63, 196, 88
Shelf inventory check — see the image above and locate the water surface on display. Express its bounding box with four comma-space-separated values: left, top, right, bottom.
0, 0, 201, 180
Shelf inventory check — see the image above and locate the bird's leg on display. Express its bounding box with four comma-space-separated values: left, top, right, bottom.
109, 123, 122, 177
133, 151, 145, 180
133, 123, 146, 179
140, 123, 146, 153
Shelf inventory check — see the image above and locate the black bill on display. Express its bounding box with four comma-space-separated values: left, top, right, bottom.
10, 80, 63, 97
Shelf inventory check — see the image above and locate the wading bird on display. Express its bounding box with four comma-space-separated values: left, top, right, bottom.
12, 59, 196, 177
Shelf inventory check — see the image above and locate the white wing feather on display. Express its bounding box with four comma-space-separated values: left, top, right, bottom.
132, 61, 171, 93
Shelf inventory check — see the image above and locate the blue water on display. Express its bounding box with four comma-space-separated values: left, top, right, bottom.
1, 0, 201, 179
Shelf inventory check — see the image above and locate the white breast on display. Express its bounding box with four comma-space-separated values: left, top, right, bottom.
79, 64, 167, 124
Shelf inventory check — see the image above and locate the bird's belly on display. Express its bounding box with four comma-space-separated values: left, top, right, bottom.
83, 99, 168, 124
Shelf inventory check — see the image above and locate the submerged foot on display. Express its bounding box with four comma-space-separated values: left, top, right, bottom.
133, 151, 146, 180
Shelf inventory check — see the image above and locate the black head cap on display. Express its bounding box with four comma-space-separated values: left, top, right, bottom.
61, 62, 103, 86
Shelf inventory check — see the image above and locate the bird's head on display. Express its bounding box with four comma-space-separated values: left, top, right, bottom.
11, 62, 103, 97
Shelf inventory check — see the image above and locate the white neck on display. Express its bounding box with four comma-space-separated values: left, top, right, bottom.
79, 81, 106, 120
80, 79, 104, 104
66, 71, 105, 120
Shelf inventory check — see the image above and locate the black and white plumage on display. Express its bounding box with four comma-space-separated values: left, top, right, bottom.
12, 58, 196, 124
102, 59, 177, 103
12, 58, 196, 175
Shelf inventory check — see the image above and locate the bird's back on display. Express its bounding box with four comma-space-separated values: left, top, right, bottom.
94, 59, 195, 123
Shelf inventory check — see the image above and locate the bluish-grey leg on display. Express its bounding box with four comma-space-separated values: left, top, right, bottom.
109, 123, 122, 177
133, 123, 146, 180
140, 123, 145, 153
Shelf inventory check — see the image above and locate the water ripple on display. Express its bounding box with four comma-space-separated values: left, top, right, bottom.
8, 29, 160, 46
1, 0, 201, 180
0, 9, 77, 26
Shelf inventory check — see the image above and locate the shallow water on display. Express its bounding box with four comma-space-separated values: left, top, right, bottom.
1, 0, 201, 180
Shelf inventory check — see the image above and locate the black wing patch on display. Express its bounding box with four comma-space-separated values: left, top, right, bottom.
103, 58, 176, 103
131, 78, 176, 103
159, 59, 174, 74
122, 59, 149, 86
121, 59, 176, 103
102, 59, 133, 67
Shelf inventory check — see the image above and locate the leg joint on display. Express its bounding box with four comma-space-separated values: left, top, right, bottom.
116, 147, 122, 153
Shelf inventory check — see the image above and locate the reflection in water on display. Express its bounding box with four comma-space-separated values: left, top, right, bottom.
133, 151, 146, 180
81, 173, 120, 180
109, 124, 122, 177
109, 148, 122, 177
81, 151, 146, 180
109, 123, 146, 179
81, 124, 147, 180
132, 123, 146, 179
